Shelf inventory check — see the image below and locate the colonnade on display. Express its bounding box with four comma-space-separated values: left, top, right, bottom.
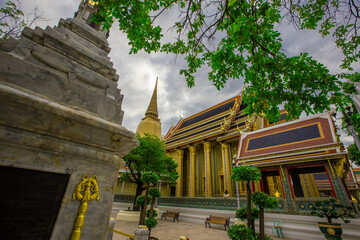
173, 141, 237, 197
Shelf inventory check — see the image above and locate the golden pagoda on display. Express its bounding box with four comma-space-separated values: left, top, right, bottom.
116, 78, 175, 197
136, 78, 162, 138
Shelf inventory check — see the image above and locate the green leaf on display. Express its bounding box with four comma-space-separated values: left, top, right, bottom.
93, 0, 355, 123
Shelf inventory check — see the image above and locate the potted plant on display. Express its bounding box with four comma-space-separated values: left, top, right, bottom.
310, 198, 354, 240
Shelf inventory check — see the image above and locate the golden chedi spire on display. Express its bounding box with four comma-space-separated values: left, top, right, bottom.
136, 77, 162, 138
145, 77, 159, 118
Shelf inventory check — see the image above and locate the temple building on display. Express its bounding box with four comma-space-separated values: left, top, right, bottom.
235, 112, 358, 211
160, 93, 359, 213
164, 94, 241, 198
163, 93, 289, 198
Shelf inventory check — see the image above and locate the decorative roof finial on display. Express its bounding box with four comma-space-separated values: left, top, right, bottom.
82, 0, 97, 5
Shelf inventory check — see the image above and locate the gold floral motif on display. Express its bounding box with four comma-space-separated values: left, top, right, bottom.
71, 174, 100, 240
327, 228, 336, 235
334, 158, 347, 179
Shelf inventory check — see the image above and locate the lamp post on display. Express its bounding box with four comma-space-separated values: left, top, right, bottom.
232, 157, 241, 209
235, 181, 240, 209
155, 180, 162, 208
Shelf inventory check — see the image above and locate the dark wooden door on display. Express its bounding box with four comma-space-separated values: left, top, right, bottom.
0, 166, 69, 240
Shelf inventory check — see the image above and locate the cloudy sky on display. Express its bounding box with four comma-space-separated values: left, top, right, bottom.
20, 0, 357, 146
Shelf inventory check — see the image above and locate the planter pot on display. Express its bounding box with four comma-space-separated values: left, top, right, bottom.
317, 222, 342, 240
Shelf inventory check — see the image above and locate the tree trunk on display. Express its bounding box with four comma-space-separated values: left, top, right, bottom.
259, 207, 264, 240
246, 181, 254, 235
148, 196, 157, 239
139, 183, 149, 225
149, 196, 156, 218
133, 182, 144, 211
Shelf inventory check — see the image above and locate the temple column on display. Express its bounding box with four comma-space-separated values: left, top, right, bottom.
220, 142, 233, 196
203, 141, 213, 197
279, 165, 296, 213
188, 145, 197, 197
175, 149, 184, 197
239, 181, 247, 196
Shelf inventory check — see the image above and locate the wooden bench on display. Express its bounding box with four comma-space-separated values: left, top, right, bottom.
161, 210, 180, 222
205, 215, 230, 231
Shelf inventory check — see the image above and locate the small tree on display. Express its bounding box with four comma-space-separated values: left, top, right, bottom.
139, 171, 159, 225
231, 165, 262, 235
0, 0, 44, 40
122, 133, 178, 210
136, 195, 146, 224
148, 188, 161, 218
348, 143, 360, 166
252, 192, 278, 240
146, 188, 161, 237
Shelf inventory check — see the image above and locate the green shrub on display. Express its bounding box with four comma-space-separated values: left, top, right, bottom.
227, 224, 255, 240
252, 192, 278, 209
136, 195, 146, 206
235, 207, 260, 221
145, 217, 158, 229
230, 165, 262, 182
255, 233, 273, 240
141, 172, 159, 185
149, 188, 161, 197
146, 209, 158, 218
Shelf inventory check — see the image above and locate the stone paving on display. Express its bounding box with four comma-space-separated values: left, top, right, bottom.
111, 218, 295, 240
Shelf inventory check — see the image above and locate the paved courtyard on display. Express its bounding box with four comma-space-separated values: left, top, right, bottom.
111, 219, 294, 240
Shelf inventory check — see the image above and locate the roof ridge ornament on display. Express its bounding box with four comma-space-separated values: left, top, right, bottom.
220, 96, 242, 133
178, 110, 183, 119
244, 115, 257, 132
